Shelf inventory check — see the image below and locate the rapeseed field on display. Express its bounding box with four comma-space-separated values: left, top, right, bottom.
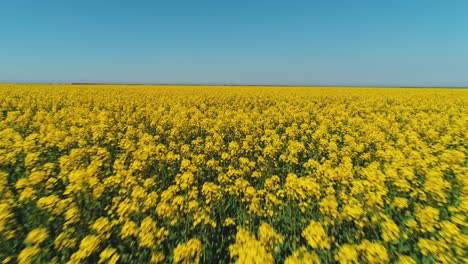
0, 84, 467, 263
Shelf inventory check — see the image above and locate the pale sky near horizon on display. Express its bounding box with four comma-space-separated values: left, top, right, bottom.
1, 0, 467, 86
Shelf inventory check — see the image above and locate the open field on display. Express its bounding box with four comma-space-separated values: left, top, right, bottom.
0, 84, 467, 263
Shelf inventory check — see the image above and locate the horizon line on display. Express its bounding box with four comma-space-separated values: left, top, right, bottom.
1, 82, 467, 89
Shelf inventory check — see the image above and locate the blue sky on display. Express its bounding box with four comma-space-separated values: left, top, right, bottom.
1, 0, 467, 86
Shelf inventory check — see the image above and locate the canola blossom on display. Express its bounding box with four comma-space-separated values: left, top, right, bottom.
0, 84, 467, 263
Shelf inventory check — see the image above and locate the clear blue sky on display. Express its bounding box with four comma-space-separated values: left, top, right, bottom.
1, 0, 467, 86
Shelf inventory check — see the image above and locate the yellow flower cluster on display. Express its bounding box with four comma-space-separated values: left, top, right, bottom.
229, 223, 283, 264
0, 84, 467, 263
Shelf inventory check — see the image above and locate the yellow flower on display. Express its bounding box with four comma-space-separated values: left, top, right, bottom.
0, 203, 15, 238
28, 171, 47, 186
381, 218, 400, 243
342, 202, 364, 221
415, 205, 440, 233
36, 195, 60, 213
229, 228, 274, 264
121, 220, 138, 239
2, 257, 13, 264
202, 182, 223, 205
138, 217, 168, 248
92, 217, 111, 235
98, 247, 119, 264
418, 238, 438, 256
18, 187, 36, 202
264, 175, 281, 192
25, 228, 48, 245
360, 242, 389, 264
223, 217, 236, 227
392, 197, 409, 210
258, 223, 284, 253
319, 195, 339, 219
173, 238, 203, 264
64, 207, 80, 226
150, 252, 165, 263
302, 220, 330, 250
405, 219, 418, 230
335, 244, 359, 264
284, 246, 320, 264
69, 235, 101, 261
18, 246, 40, 264
398, 255, 416, 264
54, 228, 77, 250
175, 171, 195, 190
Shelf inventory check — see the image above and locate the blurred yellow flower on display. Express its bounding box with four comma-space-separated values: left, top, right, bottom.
302, 220, 330, 250
25, 228, 48, 245
173, 238, 202, 264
